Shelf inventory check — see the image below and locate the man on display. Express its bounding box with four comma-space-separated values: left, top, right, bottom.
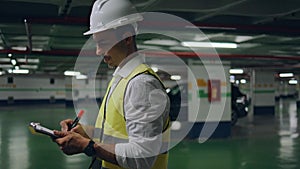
53, 0, 170, 169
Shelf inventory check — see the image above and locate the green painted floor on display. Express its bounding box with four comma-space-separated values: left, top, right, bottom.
1, 99, 300, 169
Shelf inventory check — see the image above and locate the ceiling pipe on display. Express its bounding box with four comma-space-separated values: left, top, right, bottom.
193, 0, 249, 21
0, 29, 9, 49
1, 49, 300, 61
59, 0, 73, 16
24, 19, 32, 53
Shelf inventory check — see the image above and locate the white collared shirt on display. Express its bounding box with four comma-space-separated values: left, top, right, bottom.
107, 53, 170, 169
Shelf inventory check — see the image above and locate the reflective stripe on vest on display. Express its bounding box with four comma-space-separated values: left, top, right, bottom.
94, 64, 169, 169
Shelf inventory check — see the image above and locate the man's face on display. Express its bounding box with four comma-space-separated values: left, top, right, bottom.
93, 29, 128, 67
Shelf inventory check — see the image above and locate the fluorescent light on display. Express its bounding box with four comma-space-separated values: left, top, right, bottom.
137, 45, 162, 50
144, 39, 179, 46
279, 73, 294, 78
185, 25, 236, 30
0, 64, 13, 68
170, 75, 181, 81
12, 69, 29, 74
234, 35, 255, 43
169, 46, 190, 51
11, 59, 17, 65
76, 74, 88, 80
64, 71, 81, 76
15, 66, 19, 70
32, 48, 43, 52
230, 75, 235, 83
181, 41, 238, 48
240, 79, 246, 84
11, 46, 27, 51
0, 58, 11, 62
17, 58, 40, 63
8, 53, 12, 57
289, 79, 297, 85
20, 65, 38, 69
0, 71, 5, 75
229, 69, 244, 74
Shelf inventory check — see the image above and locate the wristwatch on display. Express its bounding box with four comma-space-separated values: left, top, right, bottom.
83, 140, 96, 157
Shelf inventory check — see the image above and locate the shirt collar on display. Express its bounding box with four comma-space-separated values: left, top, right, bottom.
113, 52, 145, 78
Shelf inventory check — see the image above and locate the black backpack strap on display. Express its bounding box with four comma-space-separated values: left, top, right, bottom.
124, 71, 170, 131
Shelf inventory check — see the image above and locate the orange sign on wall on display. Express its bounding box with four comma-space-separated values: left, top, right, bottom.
208, 79, 221, 102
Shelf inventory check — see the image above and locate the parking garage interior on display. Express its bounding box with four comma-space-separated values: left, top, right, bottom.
1, 0, 300, 169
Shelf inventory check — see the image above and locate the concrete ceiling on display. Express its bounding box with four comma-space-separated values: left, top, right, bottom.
0, 0, 299, 77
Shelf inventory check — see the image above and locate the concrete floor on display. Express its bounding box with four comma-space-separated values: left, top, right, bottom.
0, 98, 299, 169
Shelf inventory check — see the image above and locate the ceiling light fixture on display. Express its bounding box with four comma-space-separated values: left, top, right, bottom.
185, 25, 236, 30
17, 58, 40, 63
181, 41, 238, 48
144, 39, 179, 46
230, 75, 235, 83
0, 58, 11, 62
229, 69, 244, 74
170, 75, 181, 81
11, 59, 17, 66
11, 69, 29, 74
279, 73, 294, 78
289, 79, 297, 85
0, 64, 13, 68
11, 46, 27, 51
64, 70, 81, 76
137, 45, 162, 50
32, 48, 43, 52
234, 35, 255, 43
20, 65, 38, 69
240, 79, 247, 84
76, 74, 88, 80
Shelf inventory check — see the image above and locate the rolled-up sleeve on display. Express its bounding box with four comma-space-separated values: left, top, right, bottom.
115, 74, 169, 169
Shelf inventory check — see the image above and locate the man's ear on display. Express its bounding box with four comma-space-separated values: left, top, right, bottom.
122, 32, 133, 45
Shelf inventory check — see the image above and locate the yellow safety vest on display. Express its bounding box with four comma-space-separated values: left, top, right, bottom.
94, 64, 169, 169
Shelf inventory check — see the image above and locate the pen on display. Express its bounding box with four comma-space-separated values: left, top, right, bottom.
68, 109, 85, 131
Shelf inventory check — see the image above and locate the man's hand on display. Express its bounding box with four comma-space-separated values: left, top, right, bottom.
54, 130, 90, 155
59, 119, 90, 138
59, 119, 73, 132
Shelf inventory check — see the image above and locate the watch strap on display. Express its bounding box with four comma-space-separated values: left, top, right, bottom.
83, 140, 96, 157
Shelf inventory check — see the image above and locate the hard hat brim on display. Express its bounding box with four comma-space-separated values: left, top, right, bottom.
83, 14, 143, 35
83, 28, 107, 35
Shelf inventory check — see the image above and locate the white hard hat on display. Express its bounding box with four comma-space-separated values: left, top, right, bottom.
83, 0, 143, 35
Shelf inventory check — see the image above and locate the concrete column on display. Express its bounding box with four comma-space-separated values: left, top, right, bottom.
252, 70, 275, 115
187, 59, 231, 139
65, 76, 74, 107
296, 75, 300, 110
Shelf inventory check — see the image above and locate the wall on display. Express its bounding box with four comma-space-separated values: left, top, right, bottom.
0, 75, 103, 105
